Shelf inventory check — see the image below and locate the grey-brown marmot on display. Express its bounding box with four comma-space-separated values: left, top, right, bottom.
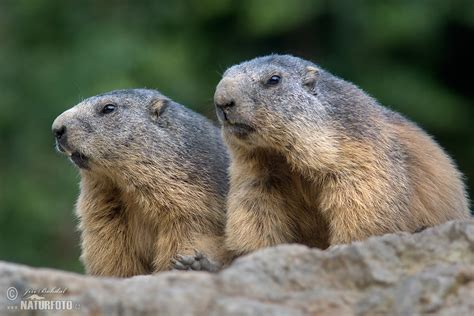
52, 89, 229, 276
214, 54, 470, 256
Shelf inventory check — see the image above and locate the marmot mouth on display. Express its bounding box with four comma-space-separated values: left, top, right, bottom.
55, 140, 68, 154
55, 140, 89, 169
70, 151, 89, 169
224, 122, 256, 138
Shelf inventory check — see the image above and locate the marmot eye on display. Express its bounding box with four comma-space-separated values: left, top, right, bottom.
100, 104, 116, 114
266, 75, 281, 85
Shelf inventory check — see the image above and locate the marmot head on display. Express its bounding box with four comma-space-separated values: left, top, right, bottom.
52, 89, 182, 173
214, 54, 327, 148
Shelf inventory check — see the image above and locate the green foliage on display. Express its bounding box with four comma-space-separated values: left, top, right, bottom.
0, 1, 472, 272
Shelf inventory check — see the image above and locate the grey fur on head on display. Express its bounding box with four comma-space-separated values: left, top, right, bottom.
53, 89, 228, 193
214, 54, 387, 149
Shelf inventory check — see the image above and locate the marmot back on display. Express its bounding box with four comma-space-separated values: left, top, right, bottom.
214, 54, 470, 256
52, 89, 229, 276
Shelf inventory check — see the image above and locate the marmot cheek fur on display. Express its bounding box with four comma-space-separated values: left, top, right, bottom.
52, 89, 229, 277
214, 54, 470, 256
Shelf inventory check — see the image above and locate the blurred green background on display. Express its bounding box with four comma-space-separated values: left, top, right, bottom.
0, 1, 473, 273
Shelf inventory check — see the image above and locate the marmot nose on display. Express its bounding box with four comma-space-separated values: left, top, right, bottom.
53, 125, 66, 140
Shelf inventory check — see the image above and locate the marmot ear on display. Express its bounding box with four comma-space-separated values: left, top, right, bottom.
303, 66, 319, 95
149, 98, 169, 119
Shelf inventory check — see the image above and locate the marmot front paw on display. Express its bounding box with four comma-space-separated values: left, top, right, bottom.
172, 251, 221, 272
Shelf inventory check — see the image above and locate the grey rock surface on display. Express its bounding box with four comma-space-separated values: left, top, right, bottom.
1, 220, 473, 315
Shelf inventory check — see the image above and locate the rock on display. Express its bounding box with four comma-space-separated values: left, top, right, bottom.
1, 220, 473, 315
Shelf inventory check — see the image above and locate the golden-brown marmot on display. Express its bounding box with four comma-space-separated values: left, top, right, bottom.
214, 54, 470, 256
52, 89, 229, 276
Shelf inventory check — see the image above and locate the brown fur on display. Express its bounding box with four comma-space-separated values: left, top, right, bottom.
214, 55, 470, 256
53, 89, 229, 276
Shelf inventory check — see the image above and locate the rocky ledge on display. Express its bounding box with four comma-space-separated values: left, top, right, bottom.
1, 220, 474, 315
